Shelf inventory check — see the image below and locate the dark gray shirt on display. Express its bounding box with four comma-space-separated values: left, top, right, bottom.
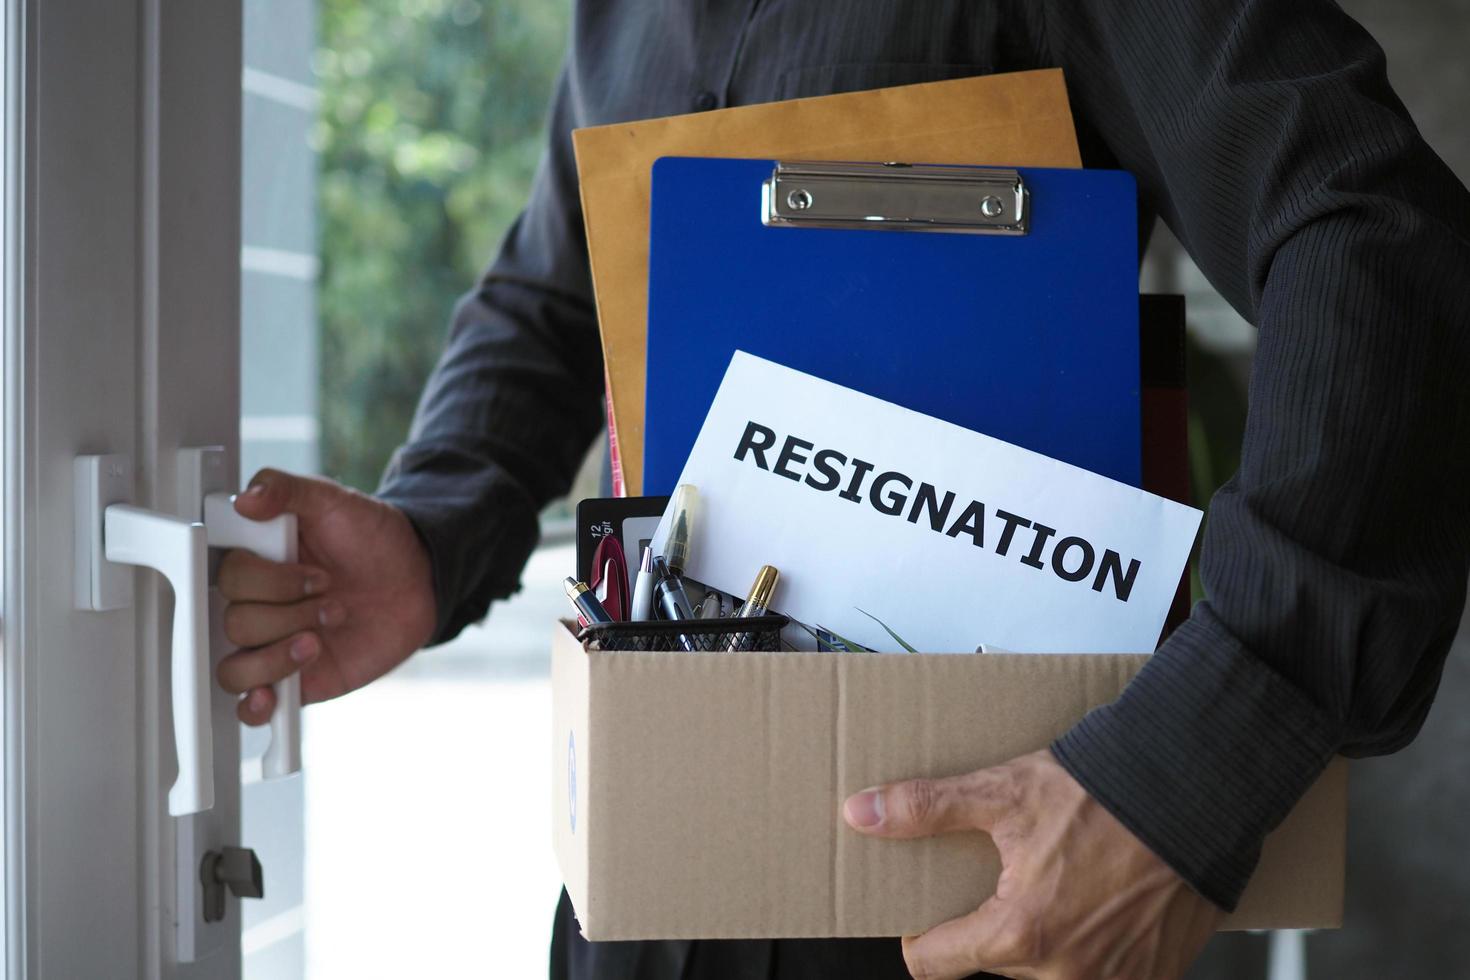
378, 0, 1470, 975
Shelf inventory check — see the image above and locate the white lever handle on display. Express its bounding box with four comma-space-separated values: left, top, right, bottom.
104, 504, 214, 816
203, 492, 302, 778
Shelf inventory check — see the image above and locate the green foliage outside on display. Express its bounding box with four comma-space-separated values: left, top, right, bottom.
315, 0, 570, 492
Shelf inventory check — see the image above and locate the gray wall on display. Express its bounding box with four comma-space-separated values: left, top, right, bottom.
1179, 1, 1470, 976
240, 0, 318, 976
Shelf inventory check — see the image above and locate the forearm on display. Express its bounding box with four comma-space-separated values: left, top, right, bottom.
1042, 0, 1470, 907
378, 68, 603, 644
1059, 203, 1470, 908
378, 275, 603, 644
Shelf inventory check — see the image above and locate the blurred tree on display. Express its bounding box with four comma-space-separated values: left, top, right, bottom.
315, 0, 570, 492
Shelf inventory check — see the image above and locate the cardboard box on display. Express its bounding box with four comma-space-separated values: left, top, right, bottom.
550, 621, 1346, 940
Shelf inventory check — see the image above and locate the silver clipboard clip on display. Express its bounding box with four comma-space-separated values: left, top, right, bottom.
761, 161, 1029, 235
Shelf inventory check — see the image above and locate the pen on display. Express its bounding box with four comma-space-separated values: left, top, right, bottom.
565, 576, 615, 627
727, 565, 780, 652
735, 565, 779, 618
629, 545, 656, 621
663, 484, 699, 576
651, 555, 698, 651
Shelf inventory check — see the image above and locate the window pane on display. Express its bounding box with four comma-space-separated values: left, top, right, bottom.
241, 0, 319, 973
245, 2, 574, 975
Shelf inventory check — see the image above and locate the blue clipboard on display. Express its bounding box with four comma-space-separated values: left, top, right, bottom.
643, 157, 1141, 495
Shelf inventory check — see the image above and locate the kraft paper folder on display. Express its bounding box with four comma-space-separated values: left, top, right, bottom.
641, 158, 1142, 496
572, 68, 1083, 496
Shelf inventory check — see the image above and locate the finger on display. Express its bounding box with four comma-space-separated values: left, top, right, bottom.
218, 548, 329, 602
844, 768, 1013, 839
236, 685, 278, 726
903, 902, 1028, 980
223, 595, 344, 648
236, 467, 345, 522
216, 630, 321, 694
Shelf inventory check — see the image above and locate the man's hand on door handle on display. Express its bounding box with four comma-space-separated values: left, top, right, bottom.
215, 468, 437, 725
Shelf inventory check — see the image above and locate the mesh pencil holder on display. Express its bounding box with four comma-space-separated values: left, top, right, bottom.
578, 615, 789, 653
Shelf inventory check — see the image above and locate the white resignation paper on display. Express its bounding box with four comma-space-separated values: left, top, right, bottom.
656, 352, 1203, 654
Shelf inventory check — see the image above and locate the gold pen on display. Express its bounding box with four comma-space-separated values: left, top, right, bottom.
727, 565, 780, 652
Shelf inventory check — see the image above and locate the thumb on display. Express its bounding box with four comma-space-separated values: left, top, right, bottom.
236, 467, 343, 522
843, 768, 1011, 840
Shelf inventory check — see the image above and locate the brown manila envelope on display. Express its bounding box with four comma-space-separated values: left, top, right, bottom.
572, 68, 1082, 496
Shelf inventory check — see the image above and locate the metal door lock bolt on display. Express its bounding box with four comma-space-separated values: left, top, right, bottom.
200, 846, 263, 923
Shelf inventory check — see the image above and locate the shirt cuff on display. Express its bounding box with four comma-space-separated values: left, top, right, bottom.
377, 441, 541, 646
1050, 605, 1339, 910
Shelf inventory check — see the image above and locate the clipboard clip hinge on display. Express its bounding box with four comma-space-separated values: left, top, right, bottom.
761, 161, 1029, 235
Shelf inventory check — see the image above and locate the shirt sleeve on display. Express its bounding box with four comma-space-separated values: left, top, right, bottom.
1035, 0, 1470, 909
377, 68, 605, 645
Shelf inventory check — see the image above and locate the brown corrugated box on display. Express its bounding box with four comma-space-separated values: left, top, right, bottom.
550, 622, 1346, 940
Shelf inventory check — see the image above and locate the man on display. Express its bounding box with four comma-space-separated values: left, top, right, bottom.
216, 1, 1470, 977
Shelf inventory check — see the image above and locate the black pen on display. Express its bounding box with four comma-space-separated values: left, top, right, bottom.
651, 556, 699, 651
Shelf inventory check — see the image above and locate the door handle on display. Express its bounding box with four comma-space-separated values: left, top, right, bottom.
107, 506, 214, 815
202, 492, 302, 778
76, 455, 214, 816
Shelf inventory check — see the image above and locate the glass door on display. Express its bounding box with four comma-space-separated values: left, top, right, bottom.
4, 1, 252, 975
237, 4, 317, 975
286, 2, 578, 974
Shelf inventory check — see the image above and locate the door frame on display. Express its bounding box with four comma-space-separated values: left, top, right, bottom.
4, 1, 245, 976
